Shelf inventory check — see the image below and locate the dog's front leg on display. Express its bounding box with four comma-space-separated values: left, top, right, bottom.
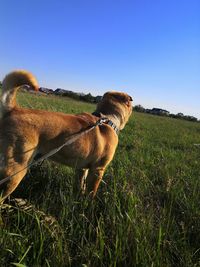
73, 168, 89, 196
86, 167, 105, 198
0, 166, 28, 203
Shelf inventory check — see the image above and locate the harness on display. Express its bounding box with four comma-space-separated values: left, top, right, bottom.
92, 112, 120, 134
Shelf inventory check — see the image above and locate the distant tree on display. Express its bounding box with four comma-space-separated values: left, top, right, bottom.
93, 95, 102, 103
63, 91, 80, 100
169, 113, 177, 118
177, 112, 184, 116
176, 113, 184, 119
134, 105, 146, 113
183, 115, 198, 122
80, 93, 95, 103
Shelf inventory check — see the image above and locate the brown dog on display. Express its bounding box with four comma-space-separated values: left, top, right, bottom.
0, 70, 132, 202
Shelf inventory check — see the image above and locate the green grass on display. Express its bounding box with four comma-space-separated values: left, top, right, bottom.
1, 92, 200, 267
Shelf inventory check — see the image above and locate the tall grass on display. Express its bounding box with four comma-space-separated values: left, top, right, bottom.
1, 92, 200, 266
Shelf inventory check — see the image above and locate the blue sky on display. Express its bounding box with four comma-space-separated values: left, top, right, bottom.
0, 0, 199, 118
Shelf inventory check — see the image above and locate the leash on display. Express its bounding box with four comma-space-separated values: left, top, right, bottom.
0, 117, 108, 187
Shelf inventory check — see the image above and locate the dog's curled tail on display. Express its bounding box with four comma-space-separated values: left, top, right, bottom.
1, 70, 39, 114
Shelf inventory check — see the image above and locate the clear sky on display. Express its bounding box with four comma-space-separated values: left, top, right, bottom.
0, 0, 199, 118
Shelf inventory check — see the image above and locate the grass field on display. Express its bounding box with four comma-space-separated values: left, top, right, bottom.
1, 92, 200, 267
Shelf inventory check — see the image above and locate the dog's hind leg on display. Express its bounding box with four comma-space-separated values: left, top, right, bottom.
0, 144, 38, 203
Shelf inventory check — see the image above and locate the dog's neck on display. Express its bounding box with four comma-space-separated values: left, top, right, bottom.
104, 114, 121, 129
93, 111, 121, 129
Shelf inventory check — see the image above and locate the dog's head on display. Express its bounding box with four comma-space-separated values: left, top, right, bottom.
96, 91, 133, 129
